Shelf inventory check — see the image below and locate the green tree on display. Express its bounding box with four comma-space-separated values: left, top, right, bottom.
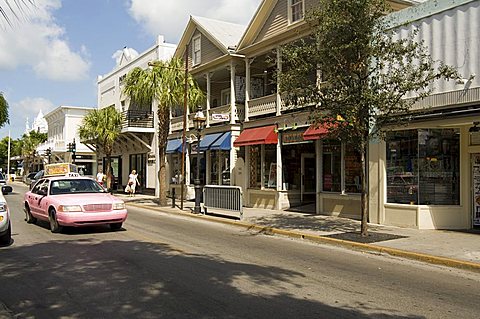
79, 106, 122, 192
0, 92, 10, 128
278, 0, 459, 236
17, 130, 47, 176
123, 57, 205, 206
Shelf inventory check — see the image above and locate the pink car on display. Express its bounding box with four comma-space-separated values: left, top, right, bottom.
24, 175, 127, 233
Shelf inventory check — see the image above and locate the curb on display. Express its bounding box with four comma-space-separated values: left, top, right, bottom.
127, 202, 480, 273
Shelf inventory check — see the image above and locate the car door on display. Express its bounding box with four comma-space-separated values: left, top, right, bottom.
28, 179, 48, 218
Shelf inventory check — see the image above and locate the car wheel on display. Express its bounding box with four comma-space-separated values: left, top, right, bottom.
0, 222, 11, 245
25, 205, 37, 224
49, 209, 62, 233
110, 222, 123, 231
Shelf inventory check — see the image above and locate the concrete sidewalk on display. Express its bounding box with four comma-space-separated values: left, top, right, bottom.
117, 193, 480, 272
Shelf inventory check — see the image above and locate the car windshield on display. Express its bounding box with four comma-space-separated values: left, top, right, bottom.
50, 179, 106, 195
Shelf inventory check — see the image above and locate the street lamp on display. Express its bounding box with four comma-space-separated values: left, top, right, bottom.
193, 105, 206, 214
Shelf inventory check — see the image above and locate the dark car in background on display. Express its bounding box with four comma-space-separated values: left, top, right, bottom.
24, 172, 38, 187
29, 170, 44, 189
0, 173, 12, 195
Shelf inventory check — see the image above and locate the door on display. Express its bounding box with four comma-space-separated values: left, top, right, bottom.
301, 154, 316, 203
472, 154, 480, 227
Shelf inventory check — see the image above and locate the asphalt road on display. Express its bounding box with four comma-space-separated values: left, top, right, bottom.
1, 183, 479, 319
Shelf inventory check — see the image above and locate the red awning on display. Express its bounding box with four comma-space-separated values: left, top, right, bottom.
233, 125, 278, 147
303, 123, 333, 140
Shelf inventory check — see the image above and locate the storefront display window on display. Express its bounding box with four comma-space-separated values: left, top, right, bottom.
322, 140, 341, 192
344, 148, 362, 193
169, 154, 183, 184
249, 146, 261, 188
209, 150, 230, 185
386, 129, 459, 205
264, 145, 276, 188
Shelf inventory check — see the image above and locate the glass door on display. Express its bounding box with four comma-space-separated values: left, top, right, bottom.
301, 153, 316, 203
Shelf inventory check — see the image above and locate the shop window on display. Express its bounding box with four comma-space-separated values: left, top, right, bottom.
386, 129, 460, 205
264, 145, 276, 188
322, 140, 341, 192
209, 150, 230, 185
345, 147, 362, 193
220, 153, 230, 185
170, 154, 183, 184
249, 146, 261, 188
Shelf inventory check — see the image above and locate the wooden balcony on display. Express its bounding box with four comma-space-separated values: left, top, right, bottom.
121, 109, 154, 133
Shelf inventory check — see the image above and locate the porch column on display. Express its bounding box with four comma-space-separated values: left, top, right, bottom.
153, 99, 160, 197
206, 72, 211, 128
276, 47, 282, 116
316, 139, 322, 214
230, 62, 236, 124
206, 150, 211, 185
245, 58, 251, 122
275, 138, 283, 210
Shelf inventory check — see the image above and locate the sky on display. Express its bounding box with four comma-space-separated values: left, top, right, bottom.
0, 0, 262, 139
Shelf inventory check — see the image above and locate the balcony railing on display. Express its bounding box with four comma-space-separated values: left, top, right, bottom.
248, 93, 277, 118
122, 109, 154, 130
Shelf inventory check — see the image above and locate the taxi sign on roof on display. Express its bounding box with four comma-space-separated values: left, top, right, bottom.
44, 163, 78, 177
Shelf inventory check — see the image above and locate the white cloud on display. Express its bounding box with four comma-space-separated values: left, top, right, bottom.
127, 0, 262, 42
15, 97, 55, 115
0, 0, 90, 81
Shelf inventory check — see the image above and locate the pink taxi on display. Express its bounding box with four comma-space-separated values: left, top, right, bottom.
24, 174, 127, 233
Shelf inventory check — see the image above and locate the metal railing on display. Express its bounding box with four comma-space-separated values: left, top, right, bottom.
203, 185, 243, 219
122, 109, 154, 129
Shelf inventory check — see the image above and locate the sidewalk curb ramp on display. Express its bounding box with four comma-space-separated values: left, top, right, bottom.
127, 202, 480, 273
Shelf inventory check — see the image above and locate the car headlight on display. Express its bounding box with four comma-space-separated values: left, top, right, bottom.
112, 202, 125, 210
58, 205, 82, 212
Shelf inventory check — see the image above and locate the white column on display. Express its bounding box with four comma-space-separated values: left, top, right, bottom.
275, 137, 283, 210
230, 62, 236, 124
205, 150, 211, 185
206, 72, 211, 128
245, 58, 250, 122
276, 47, 282, 116
153, 99, 160, 197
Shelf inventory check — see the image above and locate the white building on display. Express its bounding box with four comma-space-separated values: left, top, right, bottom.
38, 106, 96, 175
97, 35, 177, 192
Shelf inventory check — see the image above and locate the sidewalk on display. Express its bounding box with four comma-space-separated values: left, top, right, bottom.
116, 193, 480, 272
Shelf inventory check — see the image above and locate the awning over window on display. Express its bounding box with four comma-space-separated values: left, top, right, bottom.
210, 132, 231, 150
199, 132, 224, 151
233, 125, 278, 147
166, 139, 183, 154
303, 123, 333, 141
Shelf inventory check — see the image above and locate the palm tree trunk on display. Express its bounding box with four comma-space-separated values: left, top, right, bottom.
158, 107, 170, 206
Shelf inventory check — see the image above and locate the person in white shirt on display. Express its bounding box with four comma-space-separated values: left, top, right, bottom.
125, 170, 140, 196
96, 170, 105, 187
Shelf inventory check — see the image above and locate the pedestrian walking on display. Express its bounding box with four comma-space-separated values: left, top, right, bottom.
96, 169, 106, 187
125, 169, 140, 197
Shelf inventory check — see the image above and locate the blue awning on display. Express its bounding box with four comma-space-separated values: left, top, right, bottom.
166, 139, 183, 154
210, 132, 231, 150
199, 132, 224, 151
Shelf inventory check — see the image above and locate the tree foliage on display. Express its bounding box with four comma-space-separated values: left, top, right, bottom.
0, 92, 10, 129
123, 57, 205, 206
0, 0, 35, 28
79, 106, 122, 191
278, 0, 459, 236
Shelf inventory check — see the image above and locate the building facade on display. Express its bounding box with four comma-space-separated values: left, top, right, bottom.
97, 35, 176, 192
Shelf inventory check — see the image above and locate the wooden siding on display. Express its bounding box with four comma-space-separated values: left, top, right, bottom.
255, 0, 289, 43
188, 29, 224, 69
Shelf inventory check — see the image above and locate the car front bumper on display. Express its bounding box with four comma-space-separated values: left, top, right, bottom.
56, 209, 128, 227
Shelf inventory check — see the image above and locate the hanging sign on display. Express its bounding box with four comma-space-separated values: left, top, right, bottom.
212, 113, 230, 121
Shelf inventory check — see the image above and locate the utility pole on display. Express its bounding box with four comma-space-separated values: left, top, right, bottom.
180, 45, 188, 210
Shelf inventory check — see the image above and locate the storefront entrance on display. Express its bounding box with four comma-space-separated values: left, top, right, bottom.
472, 154, 480, 227
301, 153, 316, 203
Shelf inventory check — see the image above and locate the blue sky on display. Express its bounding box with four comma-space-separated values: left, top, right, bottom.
0, 0, 261, 139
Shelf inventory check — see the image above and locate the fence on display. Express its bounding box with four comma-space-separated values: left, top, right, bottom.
203, 185, 243, 219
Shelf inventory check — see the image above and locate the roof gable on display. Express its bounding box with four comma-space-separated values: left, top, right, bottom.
175, 15, 246, 58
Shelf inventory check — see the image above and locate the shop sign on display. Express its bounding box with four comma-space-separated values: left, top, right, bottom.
212, 113, 230, 121
282, 128, 308, 145
473, 154, 480, 226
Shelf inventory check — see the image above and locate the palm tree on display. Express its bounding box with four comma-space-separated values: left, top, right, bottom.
123, 57, 205, 206
79, 106, 122, 192
0, 92, 9, 128
1, 0, 35, 28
